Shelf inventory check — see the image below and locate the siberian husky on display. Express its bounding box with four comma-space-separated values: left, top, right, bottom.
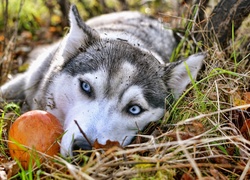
1, 5, 205, 156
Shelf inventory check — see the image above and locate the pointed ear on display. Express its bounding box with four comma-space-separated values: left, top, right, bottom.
61, 5, 100, 59
165, 53, 205, 98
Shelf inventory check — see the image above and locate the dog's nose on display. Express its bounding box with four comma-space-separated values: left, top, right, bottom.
72, 139, 92, 156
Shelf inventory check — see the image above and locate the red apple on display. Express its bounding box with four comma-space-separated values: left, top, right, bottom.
8, 110, 63, 169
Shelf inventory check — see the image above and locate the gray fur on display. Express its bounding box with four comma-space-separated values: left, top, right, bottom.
1, 5, 205, 156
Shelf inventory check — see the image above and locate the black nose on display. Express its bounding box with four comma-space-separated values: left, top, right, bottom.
72, 138, 92, 156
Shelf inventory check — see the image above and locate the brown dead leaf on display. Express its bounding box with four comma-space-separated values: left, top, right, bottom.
233, 91, 250, 110
240, 119, 250, 140
231, 91, 250, 132
93, 139, 121, 150
166, 121, 205, 141
0, 35, 4, 41
184, 121, 205, 136
166, 131, 194, 141
244, 92, 250, 104
181, 173, 194, 180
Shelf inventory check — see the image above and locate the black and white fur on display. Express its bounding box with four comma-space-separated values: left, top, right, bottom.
1, 5, 205, 156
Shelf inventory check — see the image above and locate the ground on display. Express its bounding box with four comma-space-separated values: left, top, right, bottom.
0, 0, 250, 179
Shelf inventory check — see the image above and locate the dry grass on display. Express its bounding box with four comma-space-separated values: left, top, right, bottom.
1, 1, 250, 179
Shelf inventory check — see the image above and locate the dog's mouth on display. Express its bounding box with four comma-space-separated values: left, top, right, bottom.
72, 138, 92, 156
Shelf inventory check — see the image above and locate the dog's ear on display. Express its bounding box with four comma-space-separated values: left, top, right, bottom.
60, 5, 100, 59
164, 53, 205, 98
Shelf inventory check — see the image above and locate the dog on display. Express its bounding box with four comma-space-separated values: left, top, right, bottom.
1, 5, 205, 156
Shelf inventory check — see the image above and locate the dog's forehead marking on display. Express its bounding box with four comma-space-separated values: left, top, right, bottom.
83, 61, 138, 99
111, 61, 136, 87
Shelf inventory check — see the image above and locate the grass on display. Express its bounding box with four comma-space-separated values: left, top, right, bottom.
1, 1, 250, 179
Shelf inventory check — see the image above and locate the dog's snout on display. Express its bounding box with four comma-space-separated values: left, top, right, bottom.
72, 139, 92, 156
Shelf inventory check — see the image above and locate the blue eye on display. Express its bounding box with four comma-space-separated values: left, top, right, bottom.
128, 105, 142, 115
81, 81, 91, 95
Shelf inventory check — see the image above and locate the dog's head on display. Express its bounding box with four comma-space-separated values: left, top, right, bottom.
45, 5, 205, 156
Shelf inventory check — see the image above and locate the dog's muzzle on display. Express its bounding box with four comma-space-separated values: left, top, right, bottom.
72, 138, 92, 156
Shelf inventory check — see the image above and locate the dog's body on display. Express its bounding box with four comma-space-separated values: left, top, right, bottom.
1, 5, 204, 156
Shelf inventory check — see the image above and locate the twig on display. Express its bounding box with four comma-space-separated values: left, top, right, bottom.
239, 158, 250, 180
176, 104, 250, 125
74, 120, 92, 147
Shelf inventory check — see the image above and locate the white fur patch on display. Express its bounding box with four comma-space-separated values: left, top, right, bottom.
110, 62, 136, 92
168, 53, 205, 98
